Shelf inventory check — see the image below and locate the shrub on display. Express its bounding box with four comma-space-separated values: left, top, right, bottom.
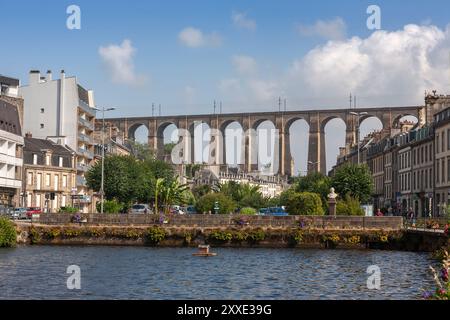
209, 230, 233, 242
0, 217, 16, 247
145, 226, 166, 244
29, 227, 42, 245
291, 229, 304, 244
240, 207, 257, 215
232, 230, 248, 242
285, 192, 324, 216
336, 195, 365, 216
96, 199, 123, 214
43, 228, 61, 240
58, 206, 78, 214
247, 229, 265, 242
196, 193, 237, 214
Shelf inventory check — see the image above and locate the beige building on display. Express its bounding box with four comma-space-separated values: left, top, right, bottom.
434, 107, 450, 216
23, 136, 77, 212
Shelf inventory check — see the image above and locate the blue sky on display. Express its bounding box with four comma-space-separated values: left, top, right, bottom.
2, 0, 450, 172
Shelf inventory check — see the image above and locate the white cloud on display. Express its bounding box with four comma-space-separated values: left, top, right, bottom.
183, 85, 196, 104
288, 24, 450, 106
232, 11, 256, 31
298, 17, 347, 40
232, 55, 258, 75
98, 39, 147, 86
178, 27, 222, 48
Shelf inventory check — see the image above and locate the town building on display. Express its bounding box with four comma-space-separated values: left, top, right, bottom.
0, 75, 24, 210
433, 107, 450, 216
93, 121, 130, 158
22, 135, 77, 212
19, 70, 96, 212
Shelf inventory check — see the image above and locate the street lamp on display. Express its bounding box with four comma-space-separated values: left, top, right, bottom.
93, 106, 116, 214
349, 112, 368, 165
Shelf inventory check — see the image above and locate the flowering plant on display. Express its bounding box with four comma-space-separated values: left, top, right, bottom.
424, 250, 449, 300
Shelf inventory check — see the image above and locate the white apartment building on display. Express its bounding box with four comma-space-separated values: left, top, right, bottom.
19, 70, 96, 212
0, 75, 24, 209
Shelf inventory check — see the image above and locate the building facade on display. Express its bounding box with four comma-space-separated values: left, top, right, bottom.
23, 136, 77, 212
19, 70, 96, 212
0, 75, 24, 210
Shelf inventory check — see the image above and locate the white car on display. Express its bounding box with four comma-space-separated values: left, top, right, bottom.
130, 204, 151, 214
11, 208, 28, 220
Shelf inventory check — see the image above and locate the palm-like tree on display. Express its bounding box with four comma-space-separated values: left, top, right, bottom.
154, 177, 189, 215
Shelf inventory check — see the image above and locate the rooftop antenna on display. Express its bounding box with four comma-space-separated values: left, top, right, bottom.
349, 93, 353, 109
278, 97, 281, 112
152, 103, 155, 117
284, 99, 287, 112
213, 100, 216, 115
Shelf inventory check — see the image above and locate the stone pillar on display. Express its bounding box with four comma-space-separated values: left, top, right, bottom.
148, 119, 158, 151
243, 118, 257, 173
209, 118, 224, 170
276, 116, 292, 177
328, 188, 337, 217
345, 113, 356, 151
308, 114, 324, 174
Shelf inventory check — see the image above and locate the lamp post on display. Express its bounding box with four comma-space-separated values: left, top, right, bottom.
93, 106, 116, 214
349, 112, 368, 165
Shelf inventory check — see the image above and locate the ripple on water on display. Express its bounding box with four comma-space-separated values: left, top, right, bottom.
0, 246, 435, 299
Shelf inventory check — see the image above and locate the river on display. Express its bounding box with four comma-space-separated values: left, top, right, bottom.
0, 246, 435, 300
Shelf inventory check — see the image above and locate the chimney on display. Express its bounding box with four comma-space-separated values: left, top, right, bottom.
46, 70, 52, 81
60, 69, 65, 79
29, 70, 40, 85
25, 132, 32, 138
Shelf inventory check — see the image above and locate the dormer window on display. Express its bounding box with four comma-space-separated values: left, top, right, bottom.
45, 154, 51, 166
33, 154, 38, 165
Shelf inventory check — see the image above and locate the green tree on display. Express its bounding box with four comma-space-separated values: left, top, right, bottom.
336, 194, 365, 216
285, 192, 324, 216
159, 179, 189, 214
0, 217, 16, 248
96, 199, 123, 214
196, 193, 237, 214
240, 207, 257, 215
216, 182, 267, 209
192, 184, 212, 200
292, 172, 331, 210
331, 164, 374, 203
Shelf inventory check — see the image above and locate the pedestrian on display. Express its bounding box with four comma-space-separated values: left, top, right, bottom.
407, 207, 415, 226
375, 208, 383, 217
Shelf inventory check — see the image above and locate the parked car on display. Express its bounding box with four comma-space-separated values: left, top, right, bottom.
268, 207, 289, 216
258, 208, 271, 215
26, 207, 42, 219
184, 205, 198, 214
130, 204, 151, 214
11, 208, 28, 220
170, 205, 185, 214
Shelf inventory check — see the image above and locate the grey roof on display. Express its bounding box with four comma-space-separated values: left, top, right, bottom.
0, 99, 21, 135
24, 137, 74, 156
0, 75, 19, 87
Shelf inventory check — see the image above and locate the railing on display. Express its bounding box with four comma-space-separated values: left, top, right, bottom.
78, 117, 94, 131
76, 176, 87, 187
78, 133, 92, 144
76, 164, 89, 172
35, 214, 404, 229
77, 148, 94, 159
78, 99, 96, 117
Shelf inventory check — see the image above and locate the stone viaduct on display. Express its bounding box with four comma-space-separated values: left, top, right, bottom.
105, 106, 424, 176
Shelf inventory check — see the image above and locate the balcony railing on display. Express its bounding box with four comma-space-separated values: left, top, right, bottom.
76, 163, 89, 172
78, 99, 96, 117
76, 175, 87, 187
78, 117, 94, 131
78, 133, 93, 144
77, 148, 94, 160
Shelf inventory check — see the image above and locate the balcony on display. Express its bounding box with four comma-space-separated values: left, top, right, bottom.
0, 177, 21, 189
76, 175, 87, 187
77, 148, 94, 160
78, 99, 96, 117
78, 117, 94, 131
76, 163, 89, 172
78, 133, 93, 144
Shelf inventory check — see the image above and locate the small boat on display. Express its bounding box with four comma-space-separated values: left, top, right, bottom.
192, 245, 217, 257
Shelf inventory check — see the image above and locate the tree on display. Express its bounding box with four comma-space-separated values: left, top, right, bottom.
86, 155, 146, 205
292, 172, 331, 209
336, 194, 365, 216
196, 193, 237, 214
331, 164, 374, 203
192, 184, 212, 200
159, 179, 189, 214
216, 182, 267, 209
285, 192, 324, 216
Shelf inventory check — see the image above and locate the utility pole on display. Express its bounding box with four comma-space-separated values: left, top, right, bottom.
152, 103, 155, 117
278, 97, 281, 112
213, 100, 216, 115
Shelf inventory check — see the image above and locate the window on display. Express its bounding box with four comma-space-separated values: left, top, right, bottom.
45, 154, 50, 166
40, 124, 44, 129
447, 158, 450, 182
442, 132, 445, 153
54, 175, 59, 191
36, 173, 42, 190
447, 129, 450, 150
437, 135, 440, 153
33, 154, 38, 165
62, 175, 68, 188
27, 172, 33, 185
437, 161, 440, 183
425, 145, 428, 163
442, 159, 446, 183
45, 174, 51, 187
59, 157, 63, 167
